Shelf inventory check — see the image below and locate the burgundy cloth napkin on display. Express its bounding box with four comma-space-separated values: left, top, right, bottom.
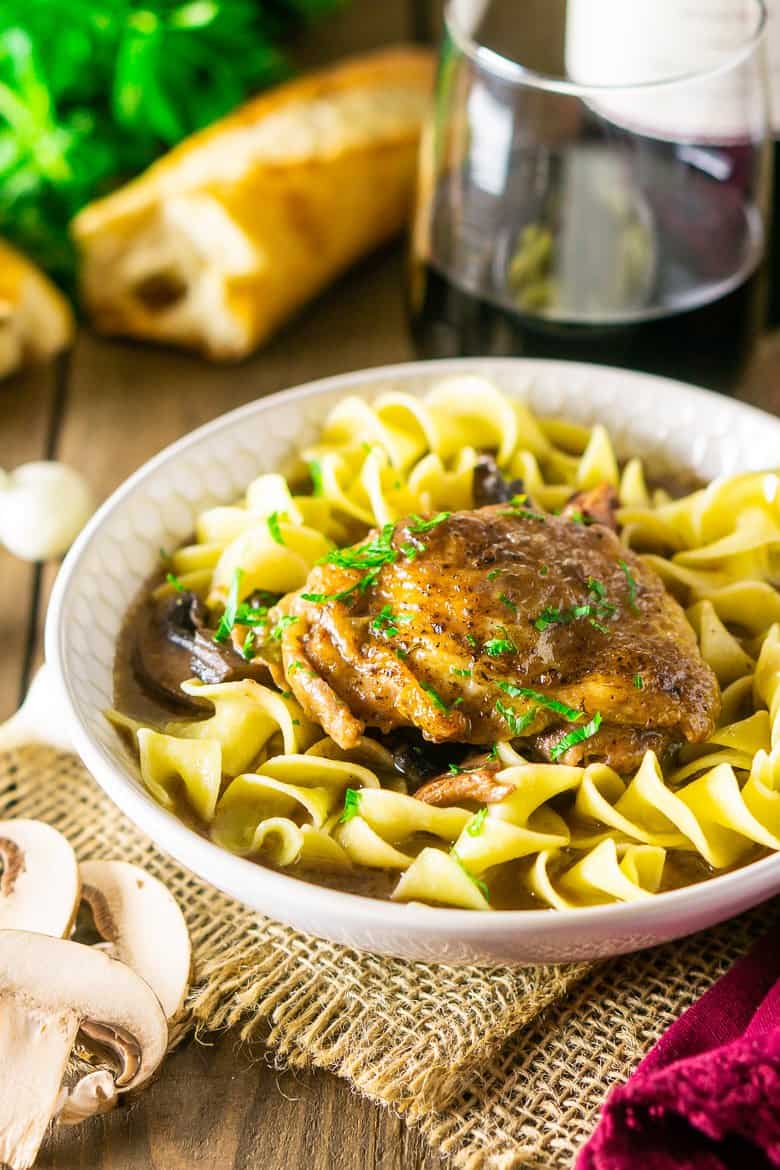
576, 932, 780, 1170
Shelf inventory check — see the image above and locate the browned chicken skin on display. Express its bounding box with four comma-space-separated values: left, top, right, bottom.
280, 499, 720, 772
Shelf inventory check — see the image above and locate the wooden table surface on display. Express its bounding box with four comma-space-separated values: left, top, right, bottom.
1, 2, 779, 1167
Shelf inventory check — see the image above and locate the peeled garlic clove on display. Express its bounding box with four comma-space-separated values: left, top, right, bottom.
0, 461, 94, 561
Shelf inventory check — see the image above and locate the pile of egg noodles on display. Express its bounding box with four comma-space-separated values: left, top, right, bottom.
112, 376, 780, 911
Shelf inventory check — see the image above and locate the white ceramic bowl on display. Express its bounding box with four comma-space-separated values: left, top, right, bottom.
46, 359, 780, 964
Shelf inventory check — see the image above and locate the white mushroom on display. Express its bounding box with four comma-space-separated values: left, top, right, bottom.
0, 820, 80, 937
79, 860, 191, 1020
56, 1069, 117, 1125
0, 461, 94, 561
0, 930, 168, 1170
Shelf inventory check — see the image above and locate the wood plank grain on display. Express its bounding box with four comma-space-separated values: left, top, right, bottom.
0, 362, 58, 718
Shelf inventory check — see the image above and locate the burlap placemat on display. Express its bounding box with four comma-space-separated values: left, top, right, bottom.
1, 745, 773, 1170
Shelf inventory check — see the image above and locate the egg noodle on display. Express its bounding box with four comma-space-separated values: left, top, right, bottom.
111, 376, 780, 911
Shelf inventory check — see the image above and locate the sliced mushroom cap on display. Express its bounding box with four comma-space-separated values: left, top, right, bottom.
79, 860, 191, 1019
0, 820, 80, 936
0, 930, 168, 1170
414, 765, 513, 807
56, 1069, 117, 1125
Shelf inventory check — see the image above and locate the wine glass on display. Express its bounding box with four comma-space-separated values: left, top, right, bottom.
408, 0, 771, 394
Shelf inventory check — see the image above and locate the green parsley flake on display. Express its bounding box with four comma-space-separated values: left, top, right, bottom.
450, 850, 490, 900
496, 683, 582, 722
467, 807, 488, 837
550, 712, 603, 761
408, 511, 451, 534
539, 565, 549, 577
587, 578, 606, 600
465, 634, 478, 647
421, 682, 451, 713
214, 568, 244, 643
241, 629, 256, 660
400, 541, 420, 559
448, 762, 461, 775
395, 648, 408, 661
487, 568, 501, 581
502, 496, 547, 522
369, 604, 413, 637
487, 743, 499, 761
270, 615, 298, 641
484, 628, 517, 656
309, 459, 325, 498
633, 673, 644, 690
340, 788, 361, 823
499, 592, 517, 615
495, 699, 537, 736
166, 571, 185, 594
450, 666, 472, 678
567, 509, 587, 525
618, 560, 640, 613
267, 510, 287, 546
159, 546, 171, 563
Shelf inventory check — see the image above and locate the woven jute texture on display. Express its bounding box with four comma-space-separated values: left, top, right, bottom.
1, 745, 773, 1170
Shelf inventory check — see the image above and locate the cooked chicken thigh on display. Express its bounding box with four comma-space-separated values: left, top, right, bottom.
280, 498, 720, 772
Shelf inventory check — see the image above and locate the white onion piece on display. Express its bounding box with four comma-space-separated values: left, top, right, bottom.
0, 461, 94, 561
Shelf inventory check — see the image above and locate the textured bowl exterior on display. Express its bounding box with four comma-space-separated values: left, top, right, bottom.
46, 359, 780, 964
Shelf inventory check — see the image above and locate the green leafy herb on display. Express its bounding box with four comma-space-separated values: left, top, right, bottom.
279, 690, 293, 700
487, 568, 501, 581
567, 509, 588, 525
0, 2, 343, 288
450, 851, 490, 900
166, 571, 185, 594
502, 496, 547, 522
369, 604, 412, 637
308, 459, 325, 498
339, 788, 361, 823
618, 560, 640, 613
496, 683, 582, 722
270, 615, 298, 641
421, 682, 451, 713
267, 510, 286, 546
159, 546, 171, 563
498, 592, 517, 615
587, 577, 606, 600
466, 807, 488, 837
325, 523, 396, 572
487, 742, 499, 761
589, 619, 610, 635
550, 712, 603, 761
633, 673, 644, 690
241, 629, 256, 660
448, 762, 461, 775
214, 567, 243, 642
399, 541, 420, 560
495, 699, 537, 736
450, 666, 472, 678
539, 565, 549, 577
484, 628, 517, 656
408, 511, 451, 534
395, 647, 408, 661
465, 634, 478, 648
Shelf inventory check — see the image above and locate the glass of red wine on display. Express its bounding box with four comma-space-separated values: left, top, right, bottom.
409, 0, 771, 393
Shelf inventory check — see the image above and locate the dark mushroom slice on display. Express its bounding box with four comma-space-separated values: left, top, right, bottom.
414, 760, 513, 807
472, 455, 526, 507
131, 592, 268, 714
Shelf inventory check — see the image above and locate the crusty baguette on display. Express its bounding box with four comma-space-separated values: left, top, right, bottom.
0, 240, 73, 380
73, 46, 433, 360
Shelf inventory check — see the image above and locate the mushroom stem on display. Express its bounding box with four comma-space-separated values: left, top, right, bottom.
0, 999, 80, 1169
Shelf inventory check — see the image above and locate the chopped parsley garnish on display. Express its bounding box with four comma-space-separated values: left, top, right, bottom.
535, 603, 591, 631
214, 568, 244, 643
487, 742, 499, 761
550, 712, 603, 761
408, 511, 451, 534
633, 673, 644, 690
484, 628, 517, 656
288, 660, 305, 674
496, 683, 582, 722
159, 546, 171, 563
618, 560, 640, 613
451, 850, 490, 900
467, 807, 488, 837
502, 501, 547, 522
421, 682, 451, 713
395, 647, 408, 661
448, 762, 462, 775
589, 619, 611, 635
270, 615, 298, 641
308, 459, 325, 498
465, 634, 478, 647
326, 523, 398, 571
166, 571, 185, 594
587, 578, 606, 600
567, 509, 589, 525
400, 541, 420, 560
267, 510, 286, 546
499, 592, 517, 615
241, 630, 256, 660
450, 666, 472, 678
539, 565, 549, 577
340, 789, 361, 822
279, 690, 293, 700
369, 604, 413, 637
487, 568, 501, 581
495, 699, 537, 736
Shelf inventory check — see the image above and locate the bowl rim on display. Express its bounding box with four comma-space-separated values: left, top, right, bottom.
46, 356, 780, 935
